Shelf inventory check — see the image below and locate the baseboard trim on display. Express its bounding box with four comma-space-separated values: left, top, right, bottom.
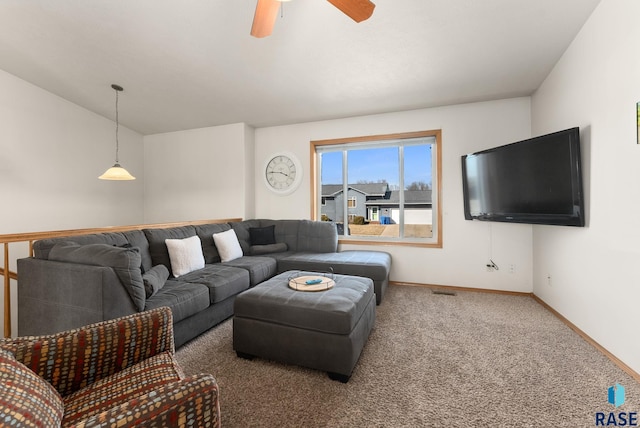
389, 281, 532, 297
389, 281, 640, 383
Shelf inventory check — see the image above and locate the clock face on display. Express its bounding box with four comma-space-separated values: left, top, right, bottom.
264, 152, 302, 195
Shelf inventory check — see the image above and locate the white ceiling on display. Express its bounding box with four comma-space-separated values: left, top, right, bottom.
0, 0, 601, 135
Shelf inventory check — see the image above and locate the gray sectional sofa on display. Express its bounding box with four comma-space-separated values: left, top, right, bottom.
17, 219, 391, 348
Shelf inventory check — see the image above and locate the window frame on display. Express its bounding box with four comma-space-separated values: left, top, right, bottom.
310, 130, 442, 248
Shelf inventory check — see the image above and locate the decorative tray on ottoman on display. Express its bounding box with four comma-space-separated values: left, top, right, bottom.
288, 273, 335, 292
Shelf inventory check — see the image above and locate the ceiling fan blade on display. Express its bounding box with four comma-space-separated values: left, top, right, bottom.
327, 0, 375, 23
251, 0, 281, 38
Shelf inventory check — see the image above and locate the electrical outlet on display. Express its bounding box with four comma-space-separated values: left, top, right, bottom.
509, 264, 515, 274
547, 274, 552, 287
485, 260, 498, 272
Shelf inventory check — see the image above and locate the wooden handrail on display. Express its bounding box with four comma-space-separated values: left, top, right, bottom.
0, 267, 18, 281
0, 217, 242, 338
3, 243, 9, 338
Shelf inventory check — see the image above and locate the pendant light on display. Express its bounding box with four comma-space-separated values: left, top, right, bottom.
99, 84, 135, 180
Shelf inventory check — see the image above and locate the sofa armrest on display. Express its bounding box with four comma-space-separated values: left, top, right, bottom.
1, 307, 174, 397
17, 257, 137, 336
75, 374, 220, 428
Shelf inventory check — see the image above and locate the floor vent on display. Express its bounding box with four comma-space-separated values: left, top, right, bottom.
432, 289, 457, 296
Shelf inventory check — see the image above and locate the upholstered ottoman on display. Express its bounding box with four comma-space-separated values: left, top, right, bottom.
233, 271, 375, 382
277, 250, 392, 304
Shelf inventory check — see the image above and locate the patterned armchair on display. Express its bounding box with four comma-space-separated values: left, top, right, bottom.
0, 307, 220, 427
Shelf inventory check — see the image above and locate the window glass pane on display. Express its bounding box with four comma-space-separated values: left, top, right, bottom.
315, 131, 440, 246
347, 147, 399, 238
320, 151, 343, 225
403, 144, 433, 238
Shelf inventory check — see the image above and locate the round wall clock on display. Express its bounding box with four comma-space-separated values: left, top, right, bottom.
263, 151, 303, 195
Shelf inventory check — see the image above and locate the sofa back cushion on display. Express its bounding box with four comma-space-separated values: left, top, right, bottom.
0, 349, 64, 428
32, 231, 153, 274
231, 220, 301, 253
229, 220, 262, 254
122, 230, 153, 273
49, 242, 146, 311
296, 220, 338, 253
143, 226, 196, 276
272, 220, 304, 251
194, 223, 232, 263
34, 232, 130, 260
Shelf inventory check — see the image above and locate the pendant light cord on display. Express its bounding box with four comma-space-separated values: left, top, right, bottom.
114, 87, 120, 164
99, 83, 134, 180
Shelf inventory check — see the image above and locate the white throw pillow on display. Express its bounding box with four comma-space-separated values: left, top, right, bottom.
213, 229, 243, 262
165, 235, 205, 278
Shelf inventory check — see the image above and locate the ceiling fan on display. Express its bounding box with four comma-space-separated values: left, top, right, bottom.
251, 0, 376, 38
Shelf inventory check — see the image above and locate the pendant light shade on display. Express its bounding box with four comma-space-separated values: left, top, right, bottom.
98, 163, 136, 180
99, 84, 135, 180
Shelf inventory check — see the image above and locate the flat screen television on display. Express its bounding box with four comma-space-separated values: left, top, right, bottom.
461, 127, 585, 227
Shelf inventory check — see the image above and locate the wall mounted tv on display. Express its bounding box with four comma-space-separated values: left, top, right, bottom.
461, 127, 585, 227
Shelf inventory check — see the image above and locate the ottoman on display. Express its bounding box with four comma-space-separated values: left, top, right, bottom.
233, 271, 376, 382
277, 250, 391, 304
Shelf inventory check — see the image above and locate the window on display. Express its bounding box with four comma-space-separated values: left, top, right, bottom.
311, 130, 442, 247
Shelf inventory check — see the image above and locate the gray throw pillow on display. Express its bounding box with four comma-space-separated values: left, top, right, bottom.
249, 242, 288, 255
49, 242, 146, 311
143, 264, 170, 298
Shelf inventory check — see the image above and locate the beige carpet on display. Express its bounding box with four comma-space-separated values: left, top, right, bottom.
175, 285, 639, 427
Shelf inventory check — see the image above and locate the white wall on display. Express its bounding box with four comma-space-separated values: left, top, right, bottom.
0, 69, 144, 335
531, 0, 640, 374
143, 123, 255, 223
254, 98, 534, 291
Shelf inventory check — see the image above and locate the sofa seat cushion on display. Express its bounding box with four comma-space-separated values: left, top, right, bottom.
278, 250, 391, 282
173, 264, 250, 304
223, 256, 277, 287
62, 351, 183, 427
256, 250, 297, 261
144, 282, 210, 323
234, 271, 374, 335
